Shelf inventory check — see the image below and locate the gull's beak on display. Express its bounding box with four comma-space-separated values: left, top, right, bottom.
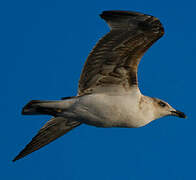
171, 110, 187, 118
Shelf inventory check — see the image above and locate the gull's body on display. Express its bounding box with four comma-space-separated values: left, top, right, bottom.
67, 89, 153, 128
13, 10, 186, 162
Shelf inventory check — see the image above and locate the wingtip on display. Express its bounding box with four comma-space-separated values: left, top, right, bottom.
99, 10, 163, 36
100, 10, 147, 19
12, 156, 19, 162
12, 153, 24, 162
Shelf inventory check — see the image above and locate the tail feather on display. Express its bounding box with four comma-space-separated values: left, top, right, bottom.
22, 100, 63, 116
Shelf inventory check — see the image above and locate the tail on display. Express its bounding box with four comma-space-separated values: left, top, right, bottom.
22, 99, 74, 116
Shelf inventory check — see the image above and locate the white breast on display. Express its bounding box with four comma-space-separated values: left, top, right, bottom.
73, 89, 154, 128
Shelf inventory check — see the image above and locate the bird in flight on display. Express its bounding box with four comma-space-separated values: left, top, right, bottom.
13, 10, 186, 162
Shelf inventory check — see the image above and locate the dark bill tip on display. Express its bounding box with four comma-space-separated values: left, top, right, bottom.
171, 110, 187, 119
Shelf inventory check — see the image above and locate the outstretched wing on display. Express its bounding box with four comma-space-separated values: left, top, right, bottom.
13, 117, 81, 162
78, 10, 164, 95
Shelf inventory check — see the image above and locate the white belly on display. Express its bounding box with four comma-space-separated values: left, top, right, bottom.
72, 91, 152, 128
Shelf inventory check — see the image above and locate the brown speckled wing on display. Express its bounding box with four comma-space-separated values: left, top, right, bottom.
13, 117, 81, 162
78, 10, 164, 95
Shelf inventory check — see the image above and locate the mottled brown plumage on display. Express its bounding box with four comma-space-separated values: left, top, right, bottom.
78, 10, 164, 95
13, 10, 167, 162
13, 117, 81, 162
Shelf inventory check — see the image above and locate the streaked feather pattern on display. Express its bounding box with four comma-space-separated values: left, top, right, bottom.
78, 10, 164, 95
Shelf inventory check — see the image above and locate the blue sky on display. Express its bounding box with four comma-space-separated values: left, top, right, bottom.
0, 0, 195, 179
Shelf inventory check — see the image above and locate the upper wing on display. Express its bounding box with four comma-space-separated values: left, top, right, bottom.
78, 10, 164, 95
13, 117, 81, 162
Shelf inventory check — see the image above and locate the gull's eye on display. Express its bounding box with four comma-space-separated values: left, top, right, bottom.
158, 101, 166, 107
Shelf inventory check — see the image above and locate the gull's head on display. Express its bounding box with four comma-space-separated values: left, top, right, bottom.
152, 98, 186, 119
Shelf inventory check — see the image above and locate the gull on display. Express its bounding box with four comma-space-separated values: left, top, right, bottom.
13, 10, 186, 162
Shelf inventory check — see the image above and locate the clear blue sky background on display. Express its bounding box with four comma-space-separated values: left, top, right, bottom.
0, 0, 195, 179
